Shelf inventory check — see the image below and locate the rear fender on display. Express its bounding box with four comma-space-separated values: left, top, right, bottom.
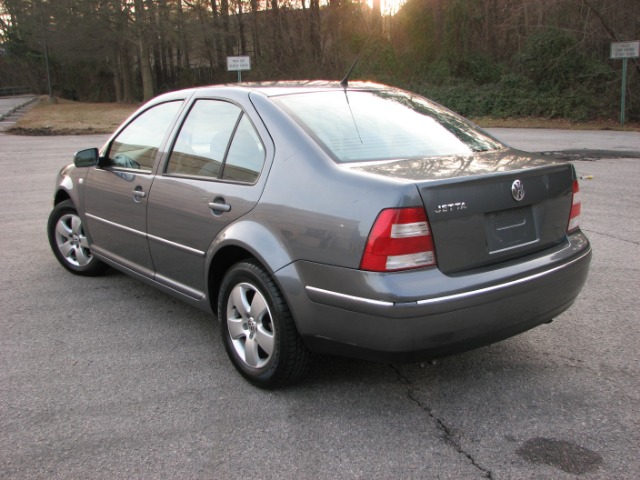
205, 220, 297, 306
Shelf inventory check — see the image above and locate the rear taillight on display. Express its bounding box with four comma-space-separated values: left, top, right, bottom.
567, 179, 581, 232
360, 207, 437, 272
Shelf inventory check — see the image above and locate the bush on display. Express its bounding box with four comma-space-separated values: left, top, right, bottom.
414, 72, 618, 121
516, 28, 610, 94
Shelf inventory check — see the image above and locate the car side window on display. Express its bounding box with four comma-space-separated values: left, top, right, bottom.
166, 100, 242, 178
221, 114, 266, 183
108, 101, 182, 171
166, 99, 265, 183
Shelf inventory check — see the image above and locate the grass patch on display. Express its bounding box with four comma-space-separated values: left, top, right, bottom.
8, 97, 139, 135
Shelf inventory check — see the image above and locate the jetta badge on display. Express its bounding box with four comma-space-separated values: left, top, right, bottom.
511, 179, 525, 202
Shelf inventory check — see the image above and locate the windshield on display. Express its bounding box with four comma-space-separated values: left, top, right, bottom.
273, 90, 504, 163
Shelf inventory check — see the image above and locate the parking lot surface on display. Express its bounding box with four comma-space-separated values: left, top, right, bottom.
1, 130, 639, 479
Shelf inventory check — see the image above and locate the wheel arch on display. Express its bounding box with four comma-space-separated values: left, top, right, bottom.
206, 220, 297, 315
54, 189, 71, 206
207, 245, 254, 312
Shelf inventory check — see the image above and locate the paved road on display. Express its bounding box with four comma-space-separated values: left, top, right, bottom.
489, 127, 640, 153
1, 131, 638, 479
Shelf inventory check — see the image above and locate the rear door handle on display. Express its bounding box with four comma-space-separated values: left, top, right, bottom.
208, 200, 231, 213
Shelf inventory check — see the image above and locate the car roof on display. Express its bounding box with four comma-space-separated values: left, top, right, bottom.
169, 81, 392, 99
233, 80, 391, 97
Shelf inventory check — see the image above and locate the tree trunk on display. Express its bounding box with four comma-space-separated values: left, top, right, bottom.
250, 0, 261, 64
120, 45, 135, 103
309, 0, 321, 60
237, 0, 247, 55
134, 0, 154, 100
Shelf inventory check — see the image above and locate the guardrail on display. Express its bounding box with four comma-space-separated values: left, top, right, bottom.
0, 86, 32, 97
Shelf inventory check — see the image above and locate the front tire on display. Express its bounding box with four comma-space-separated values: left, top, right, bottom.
218, 260, 310, 388
47, 200, 107, 276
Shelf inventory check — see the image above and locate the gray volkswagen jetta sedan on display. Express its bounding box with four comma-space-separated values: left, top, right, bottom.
48, 81, 591, 388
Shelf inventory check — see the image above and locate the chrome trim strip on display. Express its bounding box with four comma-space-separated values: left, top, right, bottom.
496, 219, 527, 231
86, 213, 205, 257
306, 287, 394, 307
489, 238, 540, 255
306, 248, 591, 309
417, 248, 591, 306
86, 213, 146, 238
147, 234, 205, 256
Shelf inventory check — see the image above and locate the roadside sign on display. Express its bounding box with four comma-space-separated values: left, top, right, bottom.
227, 56, 251, 71
610, 41, 640, 59
610, 41, 639, 127
227, 56, 251, 83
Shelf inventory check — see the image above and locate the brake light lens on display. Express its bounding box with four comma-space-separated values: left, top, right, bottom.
360, 207, 437, 272
567, 179, 581, 232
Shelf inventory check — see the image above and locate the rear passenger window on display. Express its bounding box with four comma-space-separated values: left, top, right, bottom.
166, 99, 265, 184
222, 115, 265, 183
166, 100, 240, 178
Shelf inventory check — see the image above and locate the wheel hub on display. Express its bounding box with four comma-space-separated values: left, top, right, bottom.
248, 317, 257, 335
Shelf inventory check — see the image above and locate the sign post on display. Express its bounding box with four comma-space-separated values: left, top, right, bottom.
227, 56, 251, 83
610, 41, 639, 127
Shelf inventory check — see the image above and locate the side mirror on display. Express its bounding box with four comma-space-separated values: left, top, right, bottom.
74, 148, 100, 168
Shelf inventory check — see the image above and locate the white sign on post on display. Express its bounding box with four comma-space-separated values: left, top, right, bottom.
227, 56, 251, 83
610, 41, 639, 127
610, 41, 640, 59
227, 56, 251, 71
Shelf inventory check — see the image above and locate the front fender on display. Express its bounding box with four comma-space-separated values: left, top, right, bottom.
54, 164, 82, 206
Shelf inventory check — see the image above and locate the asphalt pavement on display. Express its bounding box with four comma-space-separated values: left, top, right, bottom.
1, 129, 639, 479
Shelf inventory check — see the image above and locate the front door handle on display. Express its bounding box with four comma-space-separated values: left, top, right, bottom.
133, 187, 147, 201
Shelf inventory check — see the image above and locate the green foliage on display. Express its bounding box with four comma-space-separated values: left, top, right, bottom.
410, 69, 620, 122
394, 0, 438, 64
453, 55, 503, 85
378, 53, 622, 121
516, 29, 607, 93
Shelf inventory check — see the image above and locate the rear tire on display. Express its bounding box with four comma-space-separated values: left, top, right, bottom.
47, 200, 107, 276
218, 259, 310, 388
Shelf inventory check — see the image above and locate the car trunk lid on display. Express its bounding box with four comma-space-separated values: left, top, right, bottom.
349, 150, 575, 274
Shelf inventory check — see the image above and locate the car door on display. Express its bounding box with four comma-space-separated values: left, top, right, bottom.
146, 98, 270, 298
83, 101, 183, 276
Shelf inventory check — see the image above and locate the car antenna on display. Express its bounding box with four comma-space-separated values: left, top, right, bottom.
340, 17, 382, 89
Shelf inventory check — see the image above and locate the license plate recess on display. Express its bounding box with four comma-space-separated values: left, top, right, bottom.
486, 206, 538, 254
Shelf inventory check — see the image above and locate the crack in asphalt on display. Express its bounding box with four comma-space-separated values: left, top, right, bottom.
390, 365, 493, 479
582, 228, 640, 246
539, 150, 640, 161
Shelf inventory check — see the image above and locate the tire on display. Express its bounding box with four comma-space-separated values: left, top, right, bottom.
218, 259, 310, 389
47, 200, 107, 276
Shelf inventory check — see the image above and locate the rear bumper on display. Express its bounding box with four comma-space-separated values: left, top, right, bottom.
277, 231, 591, 361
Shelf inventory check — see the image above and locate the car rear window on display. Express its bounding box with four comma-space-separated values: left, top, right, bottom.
272, 90, 503, 163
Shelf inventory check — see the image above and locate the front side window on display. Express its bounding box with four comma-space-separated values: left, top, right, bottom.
108, 101, 182, 170
272, 90, 504, 163
166, 99, 265, 183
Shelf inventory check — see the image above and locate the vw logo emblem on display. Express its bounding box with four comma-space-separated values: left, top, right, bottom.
511, 179, 525, 202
